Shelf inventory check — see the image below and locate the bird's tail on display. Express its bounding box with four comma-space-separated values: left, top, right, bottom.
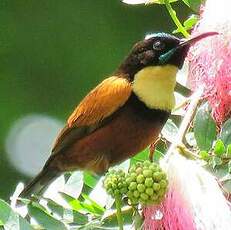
19, 167, 61, 199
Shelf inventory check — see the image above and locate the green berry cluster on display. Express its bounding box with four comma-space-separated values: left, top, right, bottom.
103, 169, 128, 197
126, 161, 168, 206
199, 139, 231, 161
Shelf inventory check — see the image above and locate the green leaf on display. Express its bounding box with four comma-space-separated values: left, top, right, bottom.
219, 168, 231, 193
28, 202, 67, 230
63, 171, 84, 198
214, 139, 225, 156
0, 199, 33, 230
194, 103, 216, 151
228, 161, 231, 174
83, 172, 99, 188
227, 144, 231, 155
161, 119, 178, 143
132, 149, 149, 163
131, 149, 163, 165
102, 206, 133, 227
82, 194, 105, 214
72, 210, 88, 225
183, 14, 198, 30
206, 164, 231, 193
185, 132, 197, 147
211, 156, 222, 169
60, 193, 84, 212
60, 193, 103, 216
89, 177, 114, 209
187, 0, 202, 12
220, 118, 231, 146
46, 198, 65, 218
181, 0, 189, 6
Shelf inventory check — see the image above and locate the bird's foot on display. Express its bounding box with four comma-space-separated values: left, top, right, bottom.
149, 136, 161, 162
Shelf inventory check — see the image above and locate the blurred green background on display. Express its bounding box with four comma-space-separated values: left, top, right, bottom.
0, 0, 189, 199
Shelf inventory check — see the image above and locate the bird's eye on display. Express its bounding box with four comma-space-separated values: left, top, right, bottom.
153, 40, 165, 50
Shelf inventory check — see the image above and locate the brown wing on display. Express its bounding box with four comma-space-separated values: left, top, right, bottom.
52, 76, 131, 154
67, 76, 131, 127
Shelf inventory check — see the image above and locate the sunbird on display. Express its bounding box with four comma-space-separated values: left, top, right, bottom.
20, 32, 217, 197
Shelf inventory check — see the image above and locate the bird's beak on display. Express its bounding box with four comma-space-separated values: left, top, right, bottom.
159, 32, 219, 66
178, 32, 219, 48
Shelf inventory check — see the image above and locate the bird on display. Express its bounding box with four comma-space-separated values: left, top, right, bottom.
19, 31, 217, 198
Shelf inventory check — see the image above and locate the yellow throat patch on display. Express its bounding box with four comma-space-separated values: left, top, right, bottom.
132, 65, 178, 111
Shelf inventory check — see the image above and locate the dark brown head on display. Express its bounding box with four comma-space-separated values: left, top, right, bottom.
117, 32, 218, 79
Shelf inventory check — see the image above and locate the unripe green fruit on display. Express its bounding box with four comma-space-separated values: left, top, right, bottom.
126, 160, 168, 206
136, 174, 145, 183
151, 194, 158, 201
160, 180, 168, 189
137, 184, 145, 192
129, 182, 137, 191
140, 193, 149, 201
143, 169, 153, 178
143, 160, 151, 167
145, 178, 154, 187
159, 189, 166, 196
130, 172, 137, 180
133, 190, 140, 198
136, 167, 143, 175
153, 172, 162, 181
146, 188, 154, 196
153, 183, 161, 191
103, 169, 128, 198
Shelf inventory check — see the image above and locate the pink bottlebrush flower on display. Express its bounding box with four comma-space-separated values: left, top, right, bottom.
143, 189, 196, 230
188, 0, 231, 124
143, 152, 231, 230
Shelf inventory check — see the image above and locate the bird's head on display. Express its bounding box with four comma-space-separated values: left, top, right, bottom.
117, 32, 218, 111
118, 32, 218, 78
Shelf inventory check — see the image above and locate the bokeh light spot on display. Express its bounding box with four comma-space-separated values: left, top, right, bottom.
5, 114, 63, 177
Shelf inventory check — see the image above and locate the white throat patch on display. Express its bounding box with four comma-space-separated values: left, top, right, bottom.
132, 65, 178, 111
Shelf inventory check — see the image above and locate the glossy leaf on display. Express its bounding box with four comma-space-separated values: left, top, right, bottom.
183, 14, 198, 30
60, 193, 84, 212
63, 171, 84, 199
186, 0, 202, 11
60, 193, 103, 216
82, 193, 105, 214
211, 156, 222, 169
209, 164, 231, 193
0, 199, 32, 230
161, 119, 178, 143
131, 149, 163, 165
28, 202, 67, 230
72, 210, 88, 225
185, 132, 197, 147
227, 144, 231, 155
220, 118, 231, 146
83, 172, 99, 188
189, 0, 202, 11
89, 177, 114, 209
194, 103, 216, 151
102, 207, 133, 227
228, 161, 231, 174
181, 0, 189, 6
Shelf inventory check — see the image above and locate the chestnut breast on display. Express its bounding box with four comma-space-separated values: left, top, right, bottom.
54, 93, 169, 173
